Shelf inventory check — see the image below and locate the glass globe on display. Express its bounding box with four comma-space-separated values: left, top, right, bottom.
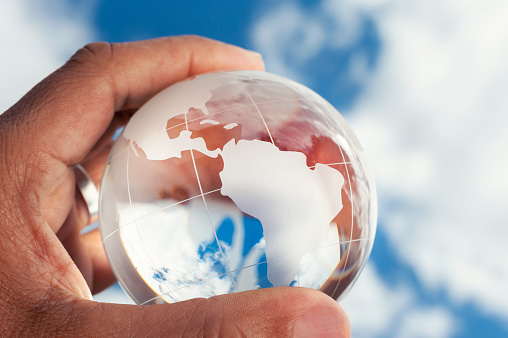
99, 70, 377, 305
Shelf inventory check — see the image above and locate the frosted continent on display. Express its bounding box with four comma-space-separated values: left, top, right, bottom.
123, 79, 345, 287
219, 139, 344, 286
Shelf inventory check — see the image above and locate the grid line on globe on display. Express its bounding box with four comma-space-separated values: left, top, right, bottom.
311, 95, 356, 299
98, 70, 377, 305
183, 78, 240, 296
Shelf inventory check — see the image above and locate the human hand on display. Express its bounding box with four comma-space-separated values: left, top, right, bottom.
0, 36, 350, 337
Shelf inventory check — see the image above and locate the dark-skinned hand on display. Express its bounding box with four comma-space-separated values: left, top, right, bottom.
0, 35, 350, 337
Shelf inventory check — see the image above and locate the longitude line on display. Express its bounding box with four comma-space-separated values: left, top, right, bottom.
315, 110, 356, 298
245, 90, 275, 145
126, 149, 180, 302
183, 83, 239, 293
245, 81, 356, 294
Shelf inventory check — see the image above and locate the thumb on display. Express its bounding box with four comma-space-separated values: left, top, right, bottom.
21, 288, 350, 337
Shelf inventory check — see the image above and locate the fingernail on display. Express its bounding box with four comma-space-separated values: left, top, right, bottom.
294, 304, 345, 338
246, 49, 264, 61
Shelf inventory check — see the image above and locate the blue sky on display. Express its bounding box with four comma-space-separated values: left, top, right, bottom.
2, 0, 508, 337
91, 0, 380, 112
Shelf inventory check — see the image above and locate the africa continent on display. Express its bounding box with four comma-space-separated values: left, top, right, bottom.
220, 139, 344, 286
123, 80, 345, 287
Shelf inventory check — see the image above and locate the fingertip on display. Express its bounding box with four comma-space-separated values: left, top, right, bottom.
242, 49, 265, 71
219, 287, 351, 337
293, 301, 351, 338
284, 288, 350, 338
70, 287, 350, 337
188, 35, 265, 72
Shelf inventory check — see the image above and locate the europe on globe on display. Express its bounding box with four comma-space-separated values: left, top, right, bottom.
98, 70, 377, 305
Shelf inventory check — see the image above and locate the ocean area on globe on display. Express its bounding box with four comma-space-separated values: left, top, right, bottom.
98, 70, 377, 305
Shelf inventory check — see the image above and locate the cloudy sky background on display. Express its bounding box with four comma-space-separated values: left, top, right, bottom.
2, 0, 508, 337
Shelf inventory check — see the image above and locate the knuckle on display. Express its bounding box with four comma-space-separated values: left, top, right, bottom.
4, 290, 75, 336
177, 34, 210, 46
0, 130, 37, 222
67, 41, 115, 71
168, 297, 224, 338
183, 34, 205, 42
180, 296, 290, 338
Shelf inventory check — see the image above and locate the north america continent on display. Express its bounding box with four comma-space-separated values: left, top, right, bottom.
219, 139, 345, 287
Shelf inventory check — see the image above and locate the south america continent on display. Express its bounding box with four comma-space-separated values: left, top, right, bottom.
219, 139, 345, 287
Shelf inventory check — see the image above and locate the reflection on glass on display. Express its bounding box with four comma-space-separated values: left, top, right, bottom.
99, 71, 377, 305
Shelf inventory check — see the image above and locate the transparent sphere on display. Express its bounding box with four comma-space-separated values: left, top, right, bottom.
99, 70, 377, 305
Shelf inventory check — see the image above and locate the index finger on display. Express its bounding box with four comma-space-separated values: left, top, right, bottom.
5, 35, 264, 165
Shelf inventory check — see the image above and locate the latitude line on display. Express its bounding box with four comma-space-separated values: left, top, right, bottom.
105, 97, 309, 171
235, 237, 374, 270
100, 188, 223, 244
103, 142, 130, 167
165, 98, 306, 133
140, 236, 375, 304
101, 158, 363, 244
102, 158, 362, 243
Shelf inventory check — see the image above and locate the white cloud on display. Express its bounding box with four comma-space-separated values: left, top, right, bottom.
250, 2, 323, 82
348, 0, 508, 319
341, 264, 412, 337
342, 264, 457, 338
0, 0, 95, 112
251, 0, 508, 333
395, 307, 457, 338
